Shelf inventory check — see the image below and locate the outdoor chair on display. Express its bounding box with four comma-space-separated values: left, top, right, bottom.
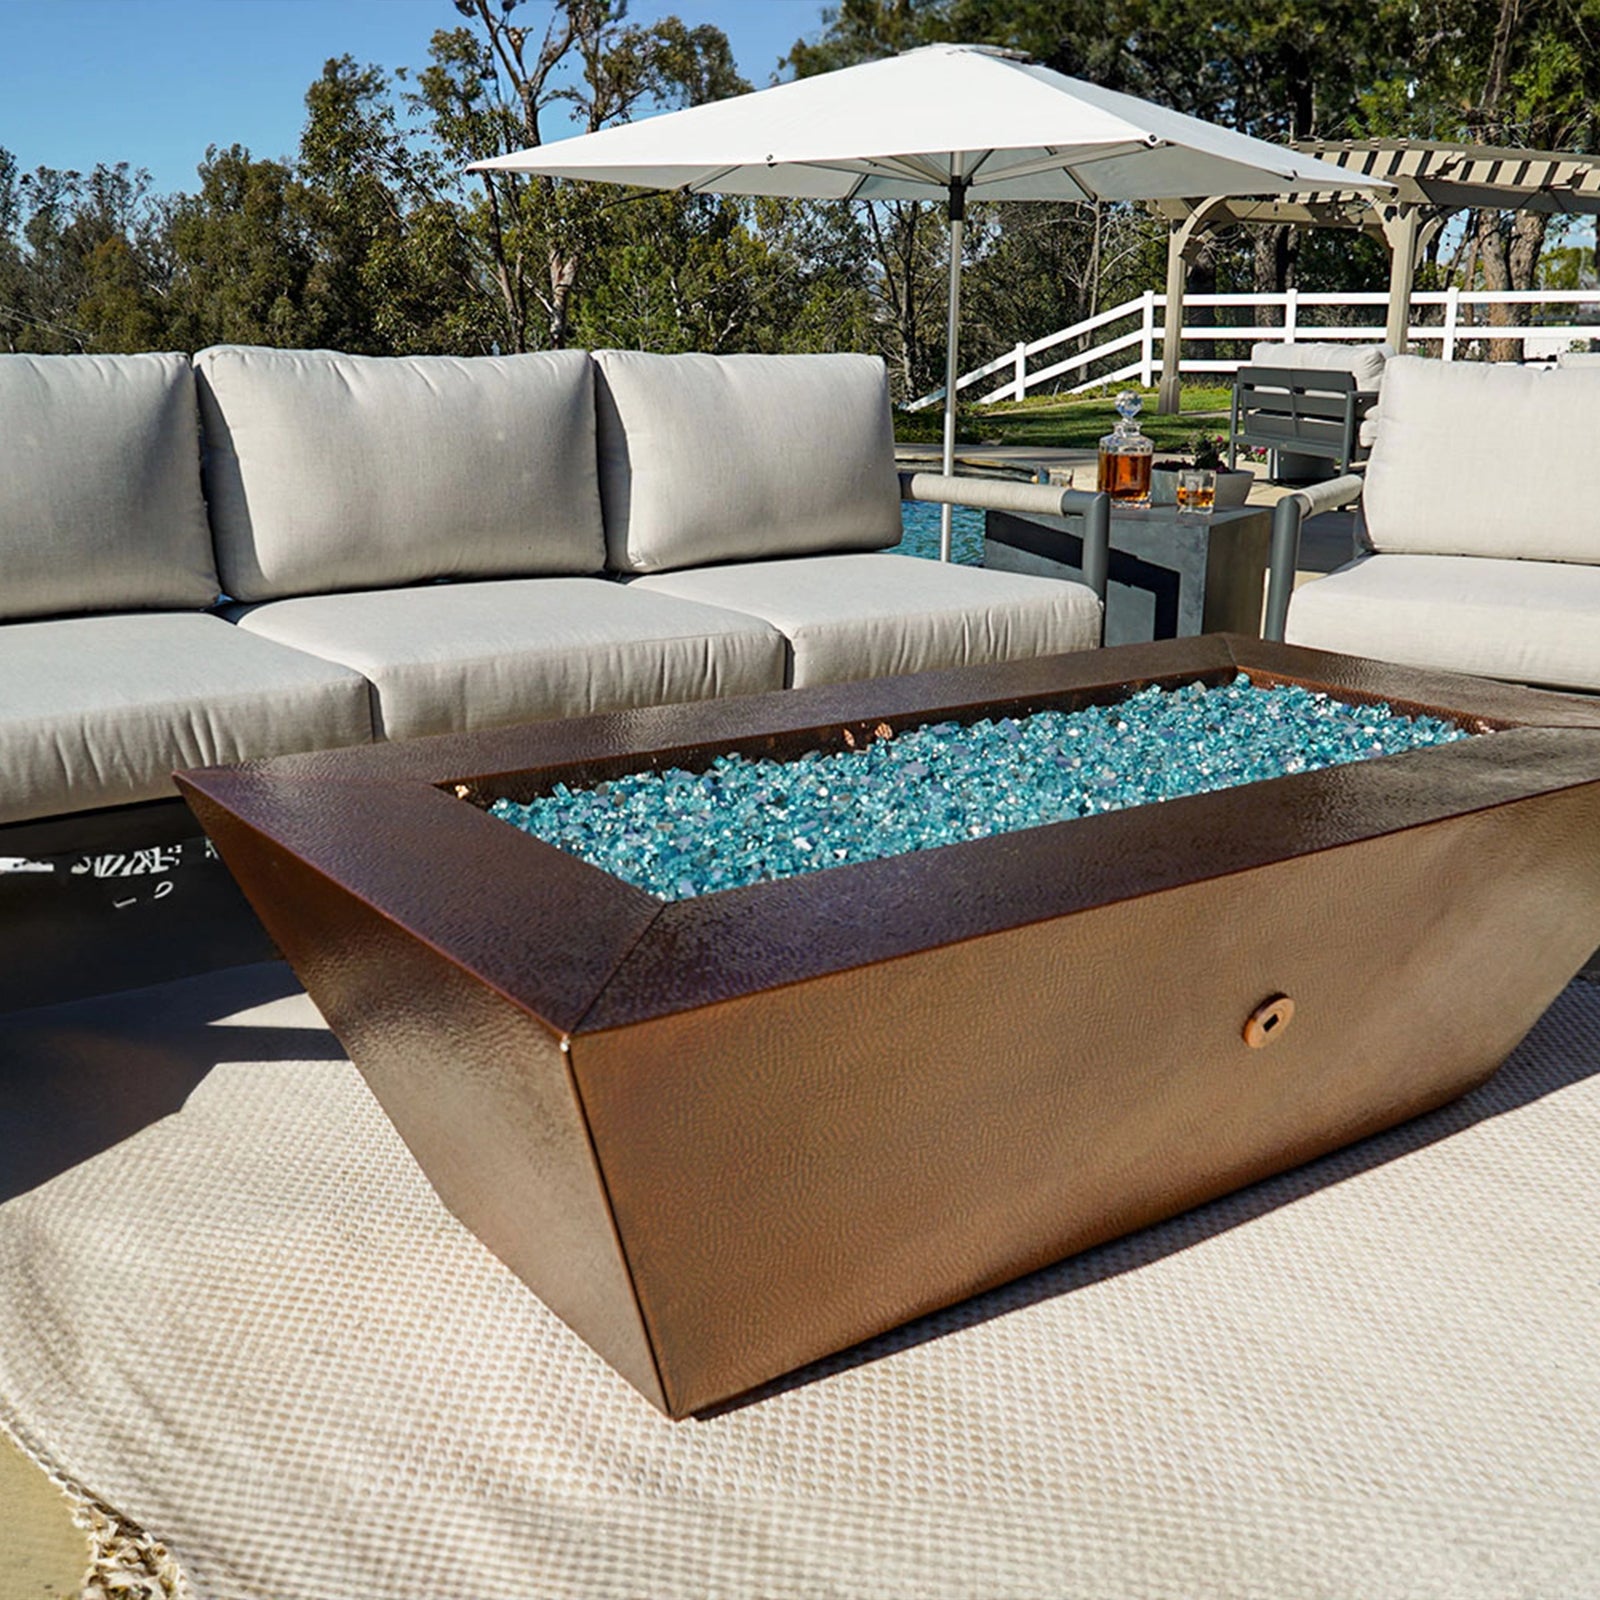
1262, 356, 1600, 693
1229, 341, 1390, 480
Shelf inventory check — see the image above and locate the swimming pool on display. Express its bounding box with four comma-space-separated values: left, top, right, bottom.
893, 500, 985, 564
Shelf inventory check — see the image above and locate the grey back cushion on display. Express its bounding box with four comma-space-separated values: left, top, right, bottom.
0, 352, 217, 620
1363, 356, 1598, 563
594, 350, 902, 574
196, 346, 605, 601
1249, 341, 1392, 390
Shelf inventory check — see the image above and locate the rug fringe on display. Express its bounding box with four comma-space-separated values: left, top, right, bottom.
70, 1491, 192, 1600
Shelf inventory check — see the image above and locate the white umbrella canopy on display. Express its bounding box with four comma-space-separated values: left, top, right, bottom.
473, 44, 1388, 556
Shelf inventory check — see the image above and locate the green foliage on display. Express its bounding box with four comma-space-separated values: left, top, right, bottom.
782, 0, 933, 76
0, 158, 168, 352
164, 148, 321, 349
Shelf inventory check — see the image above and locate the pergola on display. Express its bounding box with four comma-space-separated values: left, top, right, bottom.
1146, 137, 1600, 411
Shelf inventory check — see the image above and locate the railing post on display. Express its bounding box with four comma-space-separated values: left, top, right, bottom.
1140, 290, 1155, 388
1012, 341, 1027, 401
1442, 285, 1460, 362
1284, 287, 1298, 343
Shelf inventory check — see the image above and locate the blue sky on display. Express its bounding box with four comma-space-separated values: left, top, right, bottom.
1, 0, 829, 197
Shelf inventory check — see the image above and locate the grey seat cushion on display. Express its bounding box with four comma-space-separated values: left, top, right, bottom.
195, 346, 606, 602
0, 353, 218, 621
233, 578, 788, 741
1363, 358, 1600, 563
1285, 552, 1600, 692
594, 350, 902, 574
630, 553, 1103, 688
0, 614, 374, 824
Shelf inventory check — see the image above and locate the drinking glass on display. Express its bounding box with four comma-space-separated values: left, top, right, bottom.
1177, 468, 1216, 514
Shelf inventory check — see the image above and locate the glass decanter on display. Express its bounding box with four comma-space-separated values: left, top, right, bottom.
1097, 390, 1153, 506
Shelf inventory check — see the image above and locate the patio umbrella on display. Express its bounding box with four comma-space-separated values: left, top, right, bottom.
472, 43, 1386, 560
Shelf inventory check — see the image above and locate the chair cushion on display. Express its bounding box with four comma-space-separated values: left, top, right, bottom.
594, 350, 902, 575
0, 353, 218, 621
1363, 358, 1600, 563
630, 553, 1102, 688
0, 613, 373, 823
232, 578, 787, 741
1555, 351, 1600, 367
1284, 552, 1600, 692
195, 346, 605, 602
1249, 342, 1392, 391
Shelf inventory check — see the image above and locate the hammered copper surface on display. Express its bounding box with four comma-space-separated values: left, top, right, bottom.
177, 637, 1600, 1417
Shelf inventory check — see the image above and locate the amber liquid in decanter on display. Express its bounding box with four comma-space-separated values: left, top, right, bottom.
1097, 448, 1152, 503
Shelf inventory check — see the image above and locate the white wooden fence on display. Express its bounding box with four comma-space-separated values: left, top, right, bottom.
906, 288, 1600, 409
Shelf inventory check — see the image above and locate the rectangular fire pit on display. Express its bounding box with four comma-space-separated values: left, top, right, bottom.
178, 636, 1600, 1418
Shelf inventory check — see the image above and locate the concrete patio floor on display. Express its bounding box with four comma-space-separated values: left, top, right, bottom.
0, 1430, 81, 1600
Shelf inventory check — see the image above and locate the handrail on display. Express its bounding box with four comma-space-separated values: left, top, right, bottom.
909, 286, 1600, 410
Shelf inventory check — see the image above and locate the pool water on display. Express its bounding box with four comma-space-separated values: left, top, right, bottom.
893, 501, 986, 565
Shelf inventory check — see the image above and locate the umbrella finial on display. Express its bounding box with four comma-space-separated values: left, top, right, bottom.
929, 42, 1036, 64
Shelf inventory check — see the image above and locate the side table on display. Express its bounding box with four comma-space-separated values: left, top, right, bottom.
985, 501, 1272, 645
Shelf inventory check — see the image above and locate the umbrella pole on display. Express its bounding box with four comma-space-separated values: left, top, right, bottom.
939, 179, 968, 563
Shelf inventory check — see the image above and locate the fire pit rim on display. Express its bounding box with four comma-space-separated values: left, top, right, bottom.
175, 635, 1600, 1039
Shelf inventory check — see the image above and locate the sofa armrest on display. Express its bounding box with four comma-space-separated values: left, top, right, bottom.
1264, 472, 1366, 642
898, 473, 1111, 608
900, 471, 1074, 517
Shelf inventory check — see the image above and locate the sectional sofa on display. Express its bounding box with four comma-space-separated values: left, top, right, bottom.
0, 345, 1107, 859
1267, 356, 1600, 693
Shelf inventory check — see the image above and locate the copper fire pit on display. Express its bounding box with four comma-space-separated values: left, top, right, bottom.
177, 636, 1600, 1417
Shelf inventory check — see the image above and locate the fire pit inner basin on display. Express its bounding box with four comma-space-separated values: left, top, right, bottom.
485, 676, 1473, 899
177, 636, 1600, 1418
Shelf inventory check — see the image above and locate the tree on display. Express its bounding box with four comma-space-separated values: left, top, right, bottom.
1394, 0, 1600, 356
0, 149, 33, 351
416, 0, 753, 351
298, 55, 484, 353
780, 1, 956, 398
164, 146, 323, 349
0, 157, 169, 353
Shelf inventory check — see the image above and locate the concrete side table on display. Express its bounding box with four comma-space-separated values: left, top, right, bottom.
985, 503, 1272, 646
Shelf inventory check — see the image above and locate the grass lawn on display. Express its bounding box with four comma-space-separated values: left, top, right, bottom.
896, 385, 1234, 453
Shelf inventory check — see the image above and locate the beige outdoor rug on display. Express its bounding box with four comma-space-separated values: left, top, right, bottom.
2, 976, 1599, 1599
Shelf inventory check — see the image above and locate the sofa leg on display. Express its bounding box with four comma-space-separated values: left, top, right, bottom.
1264, 496, 1304, 643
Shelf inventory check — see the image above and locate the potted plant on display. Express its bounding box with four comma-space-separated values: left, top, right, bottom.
1150, 433, 1253, 508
